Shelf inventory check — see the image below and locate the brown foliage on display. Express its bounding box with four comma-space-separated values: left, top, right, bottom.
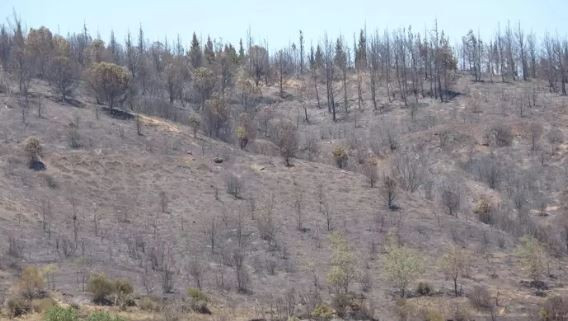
87, 62, 131, 108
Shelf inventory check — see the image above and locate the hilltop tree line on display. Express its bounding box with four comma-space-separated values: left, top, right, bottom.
1, 16, 566, 132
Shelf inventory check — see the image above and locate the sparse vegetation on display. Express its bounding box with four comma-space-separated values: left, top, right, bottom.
86, 311, 126, 321
0, 8, 567, 321
539, 296, 568, 321
332, 145, 348, 169
362, 158, 378, 187
516, 235, 548, 282
45, 306, 78, 321
468, 285, 494, 312
440, 181, 461, 217
326, 232, 357, 294
7, 296, 32, 317
440, 246, 471, 296
485, 125, 513, 147
384, 235, 424, 297
311, 304, 334, 321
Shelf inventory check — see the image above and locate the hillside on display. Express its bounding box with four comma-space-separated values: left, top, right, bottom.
1, 70, 568, 321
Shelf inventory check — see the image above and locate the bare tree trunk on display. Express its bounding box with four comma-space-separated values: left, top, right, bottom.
343, 69, 348, 113
313, 72, 321, 108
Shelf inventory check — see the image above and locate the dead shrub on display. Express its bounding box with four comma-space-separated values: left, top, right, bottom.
484, 125, 513, 147
303, 132, 320, 161
8, 236, 24, 258
161, 301, 182, 321
383, 175, 398, 210
394, 150, 426, 193
187, 288, 211, 314
273, 121, 299, 166
43, 174, 58, 189
539, 296, 568, 321
31, 297, 58, 314
440, 180, 461, 217
468, 285, 493, 311
67, 126, 81, 149
416, 282, 433, 296
226, 173, 244, 199
139, 296, 161, 312
452, 304, 472, 321
547, 128, 564, 145
7, 295, 32, 318
362, 158, 378, 188
331, 293, 355, 318
202, 97, 231, 141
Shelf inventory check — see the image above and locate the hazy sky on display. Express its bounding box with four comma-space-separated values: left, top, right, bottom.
1, 0, 567, 49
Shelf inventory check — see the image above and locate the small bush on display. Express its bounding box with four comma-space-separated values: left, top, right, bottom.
547, 128, 564, 145
114, 279, 134, 309
87, 274, 134, 307
191, 300, 210, 315
24, 136, 42, 161
468, 285, 493, 311
67, 127, 81, 149
332, 146, 348, 169
86, 311, 126, 321
226, 173, 243, 199
473, 197, 493, 224
187, 288, 208, 302
362, 158, 378, 188
539, 296, 568, 321
236, 126, 248, 149
516, 235, 547, 282
139, 296, 161, 312
416, 282, 433, 296
8, 235, 24, 258
87, 273, 115, 305
24, 136, 46, 170
32, 297, 58, 313
18, 266, 46, 299
45, 306, 78, 321
452, 305, 472, 321
420, 308, 444, 321
43, 174, 59, 189
311, 304, 334, 321
485, 125, 513, 147
331, 293, 354, 318
189, 114, 201, 138
7, 296, 31, 317
187, 287, 210, 314
161, 302, 182, 321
